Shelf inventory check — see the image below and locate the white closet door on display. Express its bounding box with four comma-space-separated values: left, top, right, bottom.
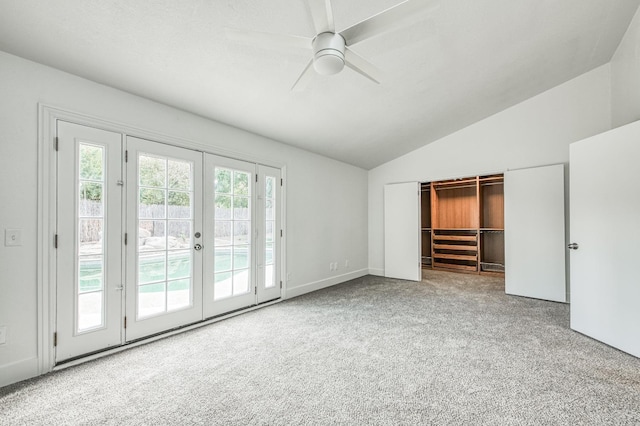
570, 121, 640, 358
384, 182, 421, 281
504, 164, 566, 302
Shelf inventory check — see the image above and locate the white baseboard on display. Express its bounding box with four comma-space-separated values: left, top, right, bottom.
0, 357, 39, 388
368, 268, 384, 276
285, 268, 368, 299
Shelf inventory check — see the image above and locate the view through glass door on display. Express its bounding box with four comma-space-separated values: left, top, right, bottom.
257, 165, 282, 304
203, 155, 256, 317
124, 137, 203, 341
55, 124, 282, 359
55, 121, 124, 362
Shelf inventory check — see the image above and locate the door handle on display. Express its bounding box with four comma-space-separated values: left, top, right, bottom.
115, 285, 124, 291
194, 243, 203, 251
567, 243, 579, 250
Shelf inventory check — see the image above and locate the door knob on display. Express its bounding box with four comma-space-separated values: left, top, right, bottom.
194, 243, 202, 251
567, 243, 579, 250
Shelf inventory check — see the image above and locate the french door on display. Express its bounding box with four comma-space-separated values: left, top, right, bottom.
55, 123, 281, 360
203, 157, 282, 317
56, 122, 124, 362
256, 165, 282, 304
124, 137, 203, 341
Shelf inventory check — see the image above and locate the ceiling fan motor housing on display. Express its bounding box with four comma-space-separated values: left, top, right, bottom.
312, 32, 346, 75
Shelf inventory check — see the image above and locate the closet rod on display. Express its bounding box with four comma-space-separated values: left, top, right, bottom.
434, 184, 477, 191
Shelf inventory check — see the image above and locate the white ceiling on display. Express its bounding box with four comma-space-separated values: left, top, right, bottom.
1, 0, 638, 169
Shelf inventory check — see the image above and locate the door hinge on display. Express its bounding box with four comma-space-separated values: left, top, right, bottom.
53, 332, 57, 347
280, 280, 282, 289
54, 137, 59, 151
281, 178, 283, 186
124, 233, 128, 245
255, 174, 258, 183
280, 230, 283, 237
125, 150, 128, 162
254, 287, 257, 295
124, 316, 127, 329
54, 234, 58, 248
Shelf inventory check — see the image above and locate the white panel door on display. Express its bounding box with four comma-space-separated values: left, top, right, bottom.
384, 182, 421, 281
504, 165, 566, 302
570, 121, 640, 358
56, 121, 123, 362
125, 136, 203, 341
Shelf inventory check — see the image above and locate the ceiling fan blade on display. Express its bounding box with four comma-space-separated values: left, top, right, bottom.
306, 0, 335, 34
225, 28, 311, 51
340, 0, 437, 46
344, 47, 381, 84
291, 59, 315, 91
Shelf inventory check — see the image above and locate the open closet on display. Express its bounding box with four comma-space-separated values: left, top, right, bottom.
421, 174, 504, 275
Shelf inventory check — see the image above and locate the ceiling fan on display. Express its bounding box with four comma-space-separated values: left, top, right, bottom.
226, 0, 436, 89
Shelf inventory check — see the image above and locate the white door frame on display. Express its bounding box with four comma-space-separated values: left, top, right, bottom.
37, 104, 287, 375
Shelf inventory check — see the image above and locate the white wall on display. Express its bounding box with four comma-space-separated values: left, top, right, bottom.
611, 5, 640, 128
368, 65, 612, 275
0, 51, 368, 386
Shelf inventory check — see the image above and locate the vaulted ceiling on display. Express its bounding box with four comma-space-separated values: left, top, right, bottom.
1, 0, 638, 169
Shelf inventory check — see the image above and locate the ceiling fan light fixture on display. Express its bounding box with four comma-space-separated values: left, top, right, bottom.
313, 52, 344, 75
312, 32, 345, 75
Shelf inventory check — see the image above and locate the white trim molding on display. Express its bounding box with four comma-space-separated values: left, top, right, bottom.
284, 269, 369, 299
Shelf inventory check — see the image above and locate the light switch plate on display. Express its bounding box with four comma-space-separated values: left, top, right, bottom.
4, 229, 21, 247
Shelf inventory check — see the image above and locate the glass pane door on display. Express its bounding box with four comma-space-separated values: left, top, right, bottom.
125, 137, 203, 341
257, 165, 282, 304
204, 155, 256, 317
56, 121, 123, 362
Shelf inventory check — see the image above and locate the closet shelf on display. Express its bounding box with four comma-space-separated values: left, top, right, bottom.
422, 173, 504, 275
433, 262, 478, 272
433, 234, 477, 242
433, 244, 478, 251
434, 253, 478, 261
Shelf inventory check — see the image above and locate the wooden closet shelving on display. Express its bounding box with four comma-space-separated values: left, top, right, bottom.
479, 174, 505, 274
420, 183, 432, 267
421, 174, 504, 275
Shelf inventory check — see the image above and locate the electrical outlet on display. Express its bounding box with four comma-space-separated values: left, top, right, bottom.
0, 326, 7, 345
329, 263, 333, 271
345, 259, 350, 268
287, 272, 291, 281
4, 229, 22, 247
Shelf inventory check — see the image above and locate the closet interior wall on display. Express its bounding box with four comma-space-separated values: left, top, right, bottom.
421, 174, 504, 275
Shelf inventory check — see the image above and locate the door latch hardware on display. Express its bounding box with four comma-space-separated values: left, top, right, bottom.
194, 243, 202, 251
567, 243, 579, 250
